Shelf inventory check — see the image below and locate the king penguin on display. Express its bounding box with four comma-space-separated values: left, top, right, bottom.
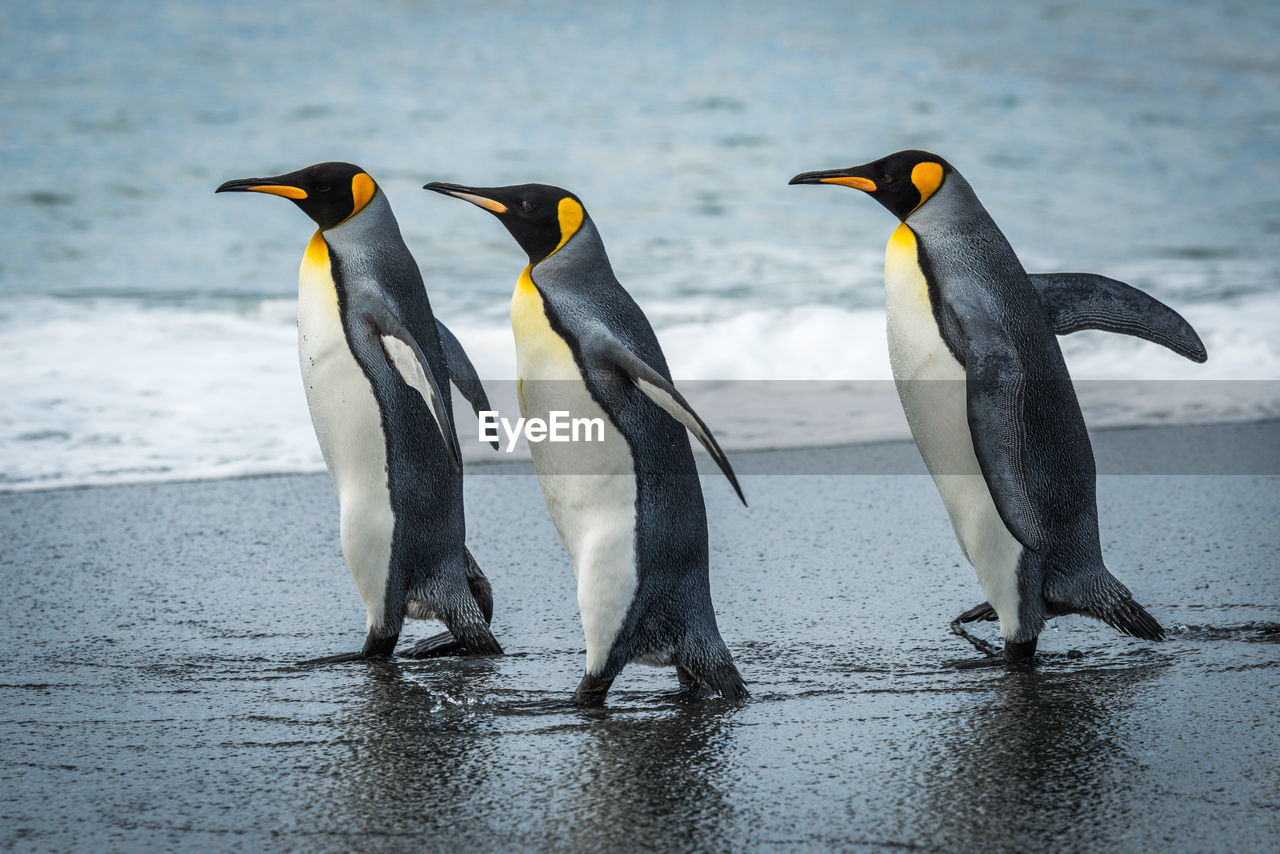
791, 150, 1207, 661
217, 162, 502, 662
423, 180, 748, 703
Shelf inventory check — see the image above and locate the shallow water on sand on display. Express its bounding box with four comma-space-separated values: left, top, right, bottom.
1, 423, 1277, 851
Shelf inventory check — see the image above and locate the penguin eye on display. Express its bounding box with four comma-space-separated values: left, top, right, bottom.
882, 174, 894, 184
315, 184, 333, 193
521, 200, 535, 214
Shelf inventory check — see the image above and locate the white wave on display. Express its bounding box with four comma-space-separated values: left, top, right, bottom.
0, 291, 1276, 491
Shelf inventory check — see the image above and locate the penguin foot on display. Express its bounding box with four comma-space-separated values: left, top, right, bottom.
574, 674, 613, 706
944, 656, 1007, 670
957, 601, 999, 623
1003, 637, 1038, 663
399, 630, 471, 659
298, 651, 364, 665
297, 630, 399, 665
948, 611, 1002, 659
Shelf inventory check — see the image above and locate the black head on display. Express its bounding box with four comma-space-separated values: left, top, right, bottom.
789, 150, 953, 220
216, 161, 378, 230
423, 181, 586, 264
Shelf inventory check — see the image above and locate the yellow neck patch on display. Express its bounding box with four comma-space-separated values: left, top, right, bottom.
550, 197, 584, 257
302, 229, 329, 270
909, 162, 944, 213
511, 263, 578, 411
512, 266, 543, 348
299, 230, 338, 315
338, 172, 377, 225
885, 223, 930, 307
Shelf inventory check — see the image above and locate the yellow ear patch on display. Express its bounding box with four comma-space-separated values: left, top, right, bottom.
820, 176, 877, 192
249, 185, 307, 200
551, 197, 585, 256
909, 162, 944, 211
350, 172, 376, 215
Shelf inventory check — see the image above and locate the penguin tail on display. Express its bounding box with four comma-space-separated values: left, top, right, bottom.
463, 547, 495, 624
677, 642, 749, 701
438, 593, 504, 656
703, 662, 749, 702
447, 619, 504, 656
1049, 566, 1166, 642
1093, 594, 1166, 642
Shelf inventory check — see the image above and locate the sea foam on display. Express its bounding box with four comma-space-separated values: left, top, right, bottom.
1, 292, 1276, 491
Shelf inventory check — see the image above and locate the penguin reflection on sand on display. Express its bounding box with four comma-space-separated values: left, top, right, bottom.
217, 162, 502, 662
791, 150, 1207, 661
424, 180, 747, 703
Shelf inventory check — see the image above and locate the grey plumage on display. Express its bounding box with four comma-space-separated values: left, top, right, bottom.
424, 181, 745, 701
910, 167, 1165, 644
791, 151, 1197, 658
535, 215, 746, 696
218, 163, 501, 661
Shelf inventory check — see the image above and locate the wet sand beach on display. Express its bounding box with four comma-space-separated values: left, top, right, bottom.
1, 421, 1277, 852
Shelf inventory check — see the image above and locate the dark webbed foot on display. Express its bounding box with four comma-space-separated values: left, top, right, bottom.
297, 631, 398, 666
1003, 637, 1038, 663
574, 673, 613, 706
944, 656, 1008, 670
399, 630, 468, 659
297, 651, 373, 666
958, 601, 999, 623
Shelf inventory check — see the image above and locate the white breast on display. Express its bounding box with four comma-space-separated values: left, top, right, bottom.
297, 231, 392, 631
884, 224, 1022, 635
512, 268, 637, 674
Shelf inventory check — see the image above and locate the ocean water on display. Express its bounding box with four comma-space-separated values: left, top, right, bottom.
2, 0, 1279, 489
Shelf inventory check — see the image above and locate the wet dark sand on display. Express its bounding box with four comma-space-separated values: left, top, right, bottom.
1, 421, 1277, 852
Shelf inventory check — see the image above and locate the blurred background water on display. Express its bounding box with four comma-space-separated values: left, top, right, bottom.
2, 0, 1278, 489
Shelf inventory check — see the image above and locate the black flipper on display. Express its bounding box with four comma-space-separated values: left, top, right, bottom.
1030, 272, 1207, 363
960, 317, 1050, 553
592, 337, 746, 506
436, 319, 499, 450
364, 301, 462, 471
